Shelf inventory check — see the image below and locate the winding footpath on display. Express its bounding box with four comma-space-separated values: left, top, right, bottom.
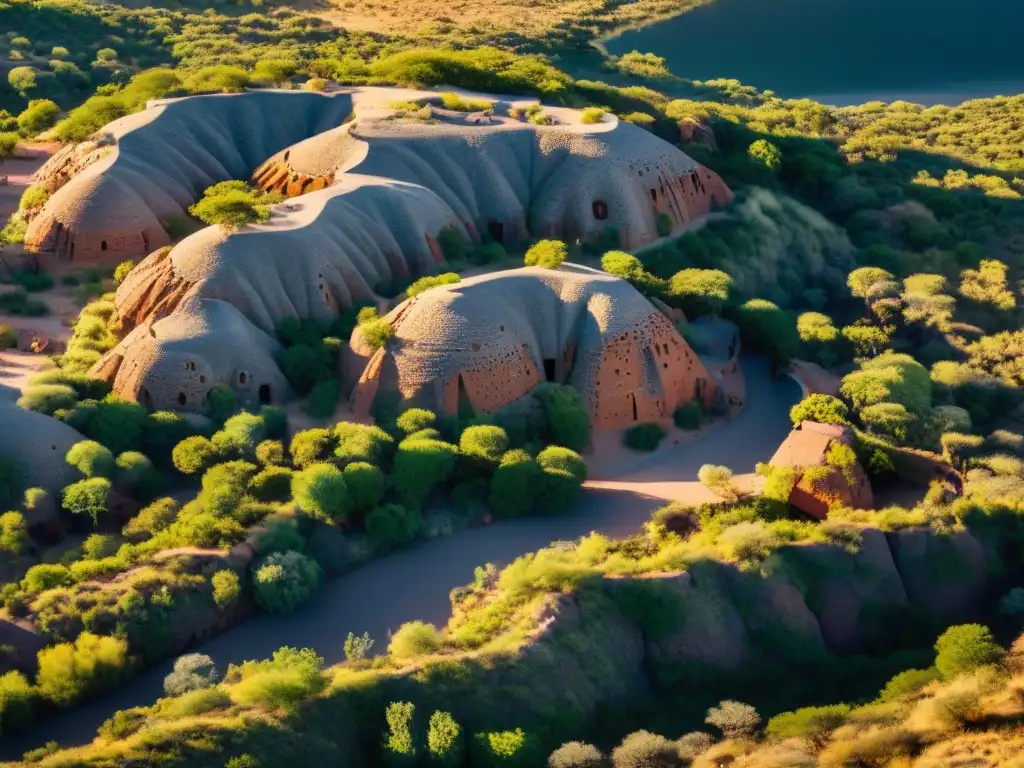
1, 356, 799, 759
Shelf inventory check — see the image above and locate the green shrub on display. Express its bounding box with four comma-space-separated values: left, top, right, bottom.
171, 436, 219, 475
623, 423, 665, 451
255, 439, 287, 466
790, 394, 850, 427
115, 451, 162, 500
144, 411, 198, 464
290, 428, 335, 468
533, 384, 590, 451
0, 670, 36, 734
668, 268, 732, 316
734, 299, 798, 367
306, 378, 340, 419
537, 468, 582, 514
673, 401, 703, 430
123, 497, 178, 540
390, 438, 458, 506
428, 710, 464, 766
489, 449, 539, 517
389, 621, 441, 660
459, 425, 509, 469
705, 700, 761, 738
248, 466, 293, 503
36, 632, 129, 706
206, 386, 239, 424
536, 446, 587, 483
366, 504, 421, 549
335, 422, 394, 466
17, 384, 77, 414
292, 463, 350, 523
18, 185, 49, 212
383, 701, 417, 765
748, 139, 782, 170
0, 511, 29, 555
254, 519, 306, 556
580, 107, 605, 124
360, 317, 395, 350
396, 408, 436, 435
524, 240, 568, 269
22, 563, 71, 594
213, 412, 268, 458
212, 570, 241, 608
407, 273, 460, 298
229, 647, 325, 712
342, 462, 385, 513
252, 550, 323, 614
65, 440, 115, 478
765, 704, 850, 747
473, 728, 539, 767
934, 624, 1003, 680
197, 460, 257, 517
878, 667, 940, 702
62, 477, 111, 526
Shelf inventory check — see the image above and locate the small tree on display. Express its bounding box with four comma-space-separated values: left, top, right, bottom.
383, 701, 417, 766
342, 462, 385, 513
489, 449, 539, 517
62, 478, 112, 526
17, 99, 60, 135
7, 67, 37, 96
610, 731, 676, 768
344, 631, 374, 663
705, 700, 760, 739
473, 728, 539, 767
396, 408, 436, 435
428, 710, 464, 766
934, 624, 1003, 680
212, 570, 241, 608
36, 633, 129, 706
459, 425, 509, 469
524, 240, 568, 269
253, 58, 298, 85
390, 439, 457, 506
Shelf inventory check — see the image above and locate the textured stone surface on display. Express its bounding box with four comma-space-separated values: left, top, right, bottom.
348, 264, 717, 426
35, 87, 733, 412
0, 390, 84, 502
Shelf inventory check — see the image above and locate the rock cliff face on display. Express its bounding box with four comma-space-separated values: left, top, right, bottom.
337, 525, 999, 748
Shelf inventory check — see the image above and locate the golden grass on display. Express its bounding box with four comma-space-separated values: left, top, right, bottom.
301, 0, 715, 46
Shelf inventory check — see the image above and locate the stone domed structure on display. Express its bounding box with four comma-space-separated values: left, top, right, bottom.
33, 87, 733, 414
0, 390, 84, 502
346, 265, 717, 428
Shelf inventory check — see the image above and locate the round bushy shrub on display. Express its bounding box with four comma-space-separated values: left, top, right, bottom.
172, 436, 220, 475
366, 503, 421, 549
524, 240, 568, 269
115, 451, 162, 500
389, 621, 441, 660
18, 384, 78, 414
289, 428, 334, 468
255, 439, 286, 466
66, 440, 115, 478
459, 425, 509, 469
335, 422, 395, 466
248, 466, 293, 502
342, 462, 385, 513
395, 408, 436, 435
623, 423, 666, 452
934, 624, 1003, 680
291, 463, 350, 523
390, 438, 458, 506
213, 412, 267, 457
789, 394, 850, 427
489, 449, 539, 517
536, 446, 587, 483
252, 550, 323, 613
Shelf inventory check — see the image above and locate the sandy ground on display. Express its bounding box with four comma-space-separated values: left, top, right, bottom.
0, 144, 52, 233
789, 359, 841, 397
0, 348, 54, 393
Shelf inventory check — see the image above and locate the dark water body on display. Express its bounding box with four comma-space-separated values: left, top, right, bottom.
605, 0, 1024, 106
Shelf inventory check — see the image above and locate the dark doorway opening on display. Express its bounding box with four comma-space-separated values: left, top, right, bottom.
101, 240, 108, 251
487, 221, 504, 243
258, 384, 272, 405
141, 388, 154, 410
543, 358, 557, 382
629, 392, 638, 421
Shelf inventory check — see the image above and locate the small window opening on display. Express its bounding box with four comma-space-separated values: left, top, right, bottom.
592, 200, 608, 221
177, 392, 187, 406
543, 358, 556, 382
101, 240, 108, 251
259, 384, 272, 405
